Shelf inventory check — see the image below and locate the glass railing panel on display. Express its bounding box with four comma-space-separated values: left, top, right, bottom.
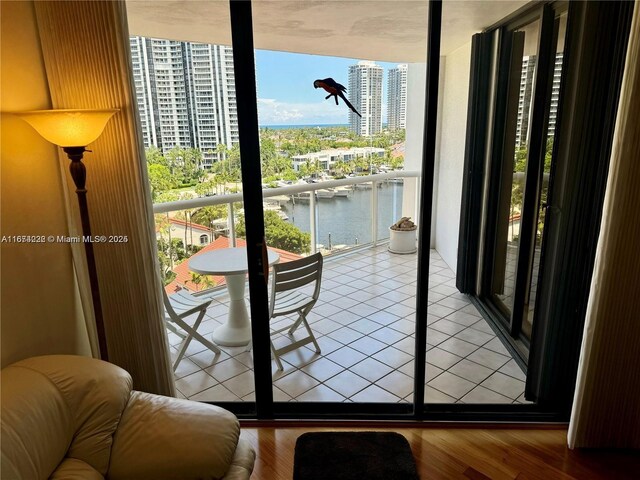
377, 177, 405, 242
315, 182, 373, 256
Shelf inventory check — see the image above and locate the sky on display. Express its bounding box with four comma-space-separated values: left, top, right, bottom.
254, 50, 399, 126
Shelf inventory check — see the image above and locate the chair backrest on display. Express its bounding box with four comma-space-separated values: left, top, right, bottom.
270, 252, 323, 312
162, 289, 178, 320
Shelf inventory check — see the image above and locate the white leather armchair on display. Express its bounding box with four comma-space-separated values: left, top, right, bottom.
1, 355, 255, 480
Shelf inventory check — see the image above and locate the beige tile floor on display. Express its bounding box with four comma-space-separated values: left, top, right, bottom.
169, 247, 529, 404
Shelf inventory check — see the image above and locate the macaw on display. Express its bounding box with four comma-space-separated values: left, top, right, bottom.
313, 78, 362, 117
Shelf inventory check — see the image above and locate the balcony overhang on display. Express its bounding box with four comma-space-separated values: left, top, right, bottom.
126, 0, 527, 61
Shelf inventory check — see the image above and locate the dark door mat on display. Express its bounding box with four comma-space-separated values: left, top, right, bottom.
293, 431, 420, 480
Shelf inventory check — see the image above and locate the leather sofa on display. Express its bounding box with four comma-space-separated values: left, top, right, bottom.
1, 355, 255, 479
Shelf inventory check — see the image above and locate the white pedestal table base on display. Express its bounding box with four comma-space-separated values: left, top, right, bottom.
211, 273, 252, 346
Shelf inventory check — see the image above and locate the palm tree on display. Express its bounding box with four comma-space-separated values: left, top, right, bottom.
216, 143, 229, 164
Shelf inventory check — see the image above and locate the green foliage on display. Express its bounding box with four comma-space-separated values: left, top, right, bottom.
146, 146, 168, 167
165, 147, 205, 185
145, 146, 205, 195
191, 205, 228, 226
510, 136, 555, 241
187, 272, 216, 290
236, 210, 310, 254
389, 155, 404, 170
148, 164, 172, 201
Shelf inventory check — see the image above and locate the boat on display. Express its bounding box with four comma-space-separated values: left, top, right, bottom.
355, 182, 372, 190
333, 186, 352, 197
315, 189, 336, 199
292, 192, 311, 202
292, 190, 335, 201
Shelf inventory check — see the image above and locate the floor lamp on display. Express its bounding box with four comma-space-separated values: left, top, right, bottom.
15, 109, 118, 361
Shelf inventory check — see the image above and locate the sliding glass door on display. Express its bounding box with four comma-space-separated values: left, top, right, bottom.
480, 4, 567, 350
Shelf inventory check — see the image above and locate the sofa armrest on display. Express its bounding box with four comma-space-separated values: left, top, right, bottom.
108, 391, 243, 480
221, 438, 256, 480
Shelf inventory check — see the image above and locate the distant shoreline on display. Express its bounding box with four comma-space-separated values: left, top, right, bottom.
260, 124, 349, 130
260, 123, 389, 130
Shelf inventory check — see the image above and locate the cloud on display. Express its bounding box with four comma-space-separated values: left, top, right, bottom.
257, 98, 349, 125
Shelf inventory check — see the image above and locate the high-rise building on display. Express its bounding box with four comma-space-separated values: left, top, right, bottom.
348, 61, 383, 136
387, 64, 408, 131
547, 53, 563, 137
515, 53, 563, 148
188, 43, 239, 164
516, 56, 537, 148
130, 36, 238, 168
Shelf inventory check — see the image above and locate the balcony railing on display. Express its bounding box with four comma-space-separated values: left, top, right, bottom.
152, 170, 420, 256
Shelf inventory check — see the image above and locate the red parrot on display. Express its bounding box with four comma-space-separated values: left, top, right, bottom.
313, 78, 362, 117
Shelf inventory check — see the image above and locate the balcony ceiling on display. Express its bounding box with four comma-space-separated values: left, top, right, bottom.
126, 0, 528, 61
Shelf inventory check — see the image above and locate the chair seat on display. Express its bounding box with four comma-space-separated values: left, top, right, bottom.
273, 291, 313, 316
168, 291, 212, 317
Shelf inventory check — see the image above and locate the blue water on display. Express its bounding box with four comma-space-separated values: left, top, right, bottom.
282, 183, 403, 248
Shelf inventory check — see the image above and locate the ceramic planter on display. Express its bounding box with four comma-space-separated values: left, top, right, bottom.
388, 227, 417, 254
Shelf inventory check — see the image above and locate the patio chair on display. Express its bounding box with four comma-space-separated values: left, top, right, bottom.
163, 289, 221, 371
269, 252, 323, 370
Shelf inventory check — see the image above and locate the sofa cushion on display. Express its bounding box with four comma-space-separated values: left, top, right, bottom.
1, 366, 73, 480
10, 355, 132, 475
50, 458, 104, 480
108, 391, 241, 480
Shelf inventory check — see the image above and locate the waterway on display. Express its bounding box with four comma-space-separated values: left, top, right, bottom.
280, 182, 404, 249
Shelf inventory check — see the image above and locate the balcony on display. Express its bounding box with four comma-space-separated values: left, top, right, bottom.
155, 174, 528, 404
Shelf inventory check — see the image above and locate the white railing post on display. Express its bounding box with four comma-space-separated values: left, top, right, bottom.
371, 180, 378, 246
310, 191, 317, 254
228, 202, 236, 247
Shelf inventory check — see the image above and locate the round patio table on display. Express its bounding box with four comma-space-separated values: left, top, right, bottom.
189, 247, 280, 346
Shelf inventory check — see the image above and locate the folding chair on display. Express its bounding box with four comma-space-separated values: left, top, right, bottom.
163, 289, 221, 371
269, 252, 323, 370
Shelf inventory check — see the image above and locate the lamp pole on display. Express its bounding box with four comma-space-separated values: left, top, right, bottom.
65, 146, 109, 361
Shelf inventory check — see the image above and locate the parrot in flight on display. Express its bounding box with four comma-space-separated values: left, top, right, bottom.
313, 78, 362, 117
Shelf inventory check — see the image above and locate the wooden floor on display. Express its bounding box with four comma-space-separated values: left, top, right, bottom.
240, 425, 640, 479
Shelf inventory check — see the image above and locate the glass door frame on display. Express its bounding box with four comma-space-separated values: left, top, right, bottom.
226, 0, 434, 420
218, 0, 580, 423
455, 0, 633, 415
478, 3, 564, 352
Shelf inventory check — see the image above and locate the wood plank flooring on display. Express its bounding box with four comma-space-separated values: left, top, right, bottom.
240, 425, 640, 479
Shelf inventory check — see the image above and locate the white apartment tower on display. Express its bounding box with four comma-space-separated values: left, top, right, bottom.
348, 61, 383, 136
188, 43, 239, 165
515, 55, 537, 148
515, 53, 563, 148
547, 53, 563, 137
130, 36, 238, 168
387, 64, 408, 130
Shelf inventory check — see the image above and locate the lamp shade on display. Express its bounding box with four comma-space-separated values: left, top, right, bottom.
15, 109, 118, 147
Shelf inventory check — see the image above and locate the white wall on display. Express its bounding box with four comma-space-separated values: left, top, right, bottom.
405, 62, 446, 248
434, 41, 473, 273
402, 63, 426, 238
1, 0, 90, 367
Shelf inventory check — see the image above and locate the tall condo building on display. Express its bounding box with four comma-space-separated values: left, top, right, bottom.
547, 53, 563, 137
515, 55, 537, 148
129, 36, 238, 168
348, 61, 383, 136
387, 64, 408, 131
515, 53, 563, 148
